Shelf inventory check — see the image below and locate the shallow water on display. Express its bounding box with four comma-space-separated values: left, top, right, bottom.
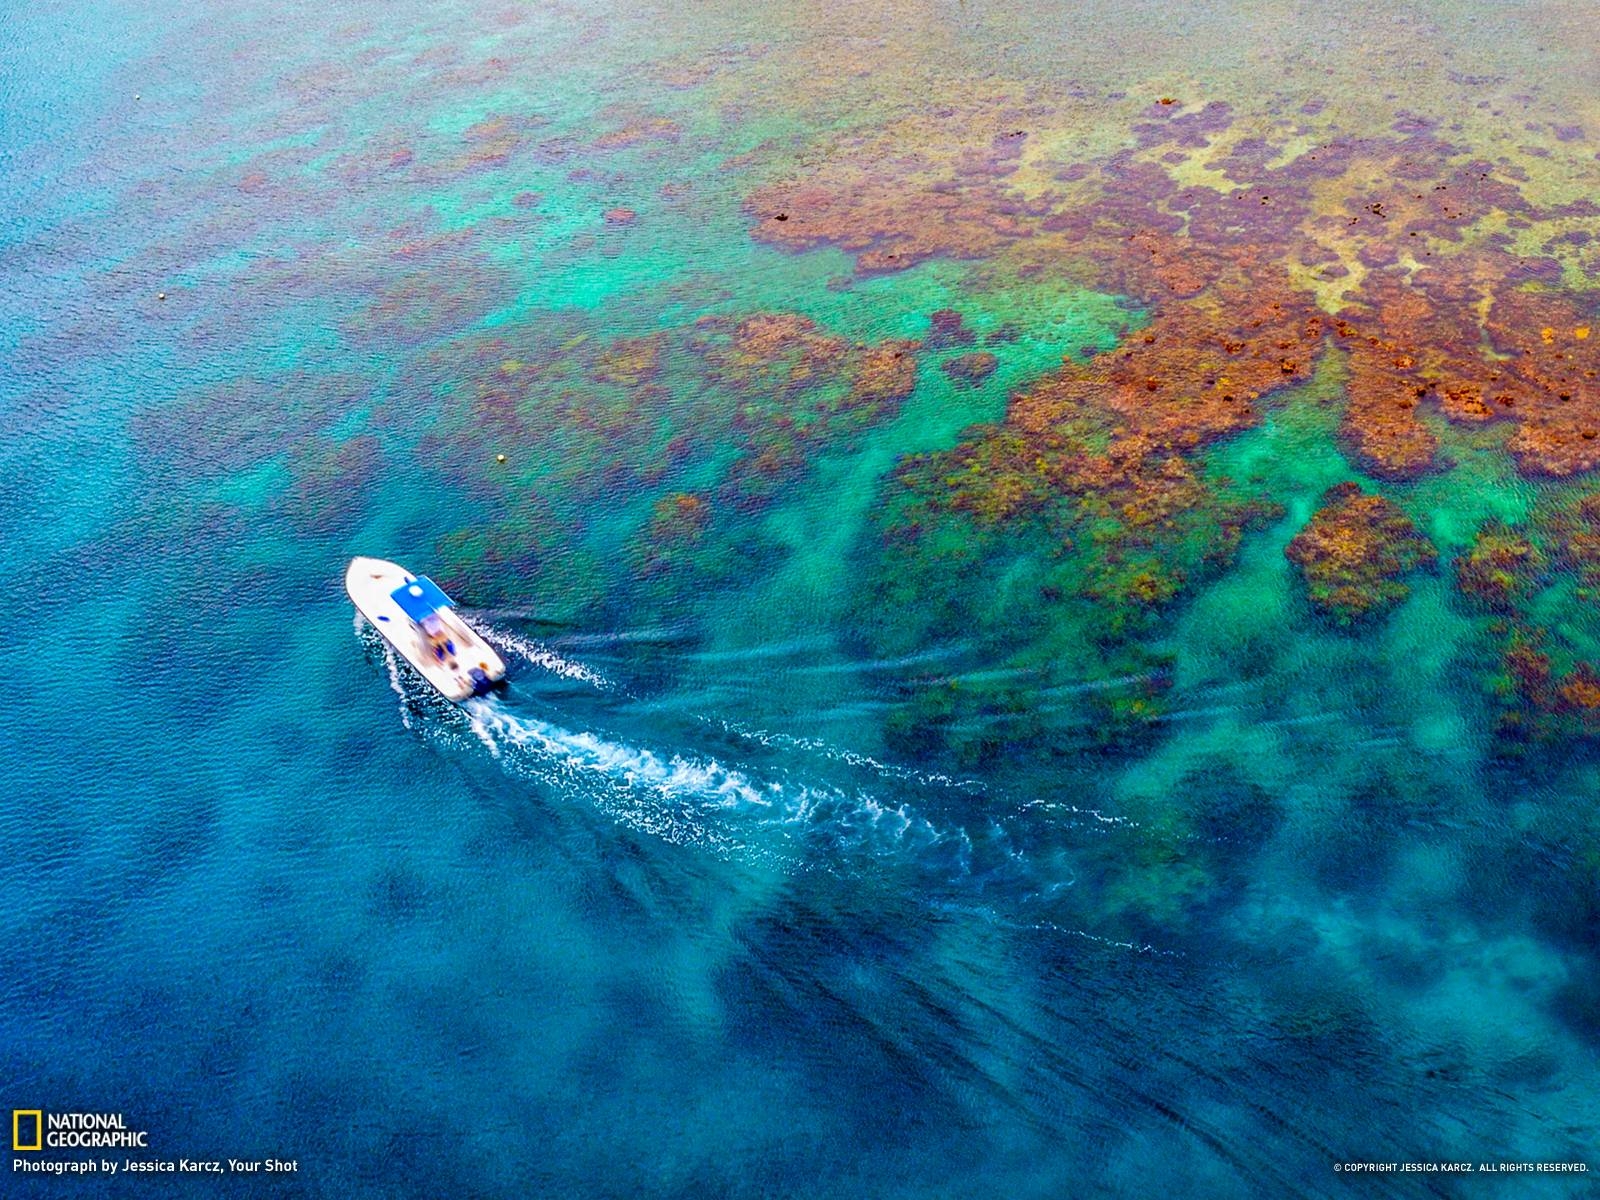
5, 1, 1600, 1196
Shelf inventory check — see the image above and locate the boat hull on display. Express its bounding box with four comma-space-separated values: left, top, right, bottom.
345, 556, 507, 702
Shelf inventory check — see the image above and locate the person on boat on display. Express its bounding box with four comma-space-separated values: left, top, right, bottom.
419, 613, 455, 663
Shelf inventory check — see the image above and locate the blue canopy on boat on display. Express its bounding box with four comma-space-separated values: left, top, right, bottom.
390, 575, 454, 622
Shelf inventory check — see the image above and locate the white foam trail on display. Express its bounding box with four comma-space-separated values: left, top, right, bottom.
711, 721, 1135, 834
380, 642, 414, 731
957, 908, 1178, 957
469, 622, 612, 690
462, 700, 502, 758
361, 620, 1109, 850
462, 698, 764, 849
458, 698, 973, 863
711, 718, 985, 794
365, 660, 1164, 953
1020, 798, 1137, 829
473, 700, 773, 808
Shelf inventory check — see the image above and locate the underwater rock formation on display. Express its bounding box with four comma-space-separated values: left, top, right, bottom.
924, 309, 977, 349
1285, 483, 1436, 624
742, 92, 1600, 486
1490, 626, 1600, 750
130, 372, 369, 477
940, 351, 998, 387
407, 308, 916, 624
1454, 520, 1544, 611
1542, 490, 1600, 589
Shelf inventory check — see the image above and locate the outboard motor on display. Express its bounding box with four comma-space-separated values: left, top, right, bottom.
468, 666, 495, 697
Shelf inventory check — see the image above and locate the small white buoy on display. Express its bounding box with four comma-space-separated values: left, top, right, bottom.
157, 292, 166, 301
134, 93, 141, 101
495, 453, 507, 463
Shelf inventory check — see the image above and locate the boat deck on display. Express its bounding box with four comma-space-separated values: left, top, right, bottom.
345, 557, 506, 701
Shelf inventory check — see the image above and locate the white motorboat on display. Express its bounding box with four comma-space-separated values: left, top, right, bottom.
345, 556, 507, 701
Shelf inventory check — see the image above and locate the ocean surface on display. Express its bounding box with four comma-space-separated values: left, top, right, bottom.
4, 1, 1600, 1195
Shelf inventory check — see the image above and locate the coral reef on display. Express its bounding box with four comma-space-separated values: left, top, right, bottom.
276, 434, 382, 536
590, 112, 683, 151
633, 492, 712, 579
1489, 294, 1600, 477
1489, 627, 1600, 749
742, 91, 1600, 485
1542, 490, 1600, 589
1454, 521, 1544, 611
1448, 495, 1600, 751
343, 259, 519, 350
729, 83, 1598, 756
940, 351, 998, 387
924, 309, 977, 349
130, 373, 368, 477
409, 308, 917, 624
1285, 483, 1436, 624
115, 28, 1600, 787
855, 318, 1285, 758
744, 126, 1033, 274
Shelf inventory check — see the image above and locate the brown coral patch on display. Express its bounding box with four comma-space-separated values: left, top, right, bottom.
1454, 520, 1544, 611
683, 311, 917, 436
417, 308, 919, 587
744, 108, 1036, 275
877, 264, 1305, 622
1488, 291, 1600, 476
925, 309, 976, 349
692, 312, 852, 397
1325, 243, 1599, 478
1000, 254, 1325, 460
942, 352, 999, 387
850, 340, 918, 409
130, 372, 369, 477
1285, 482, 1437, 623
739, 93, 1600, 483
343, 260, 518, 349
591, 114, 683, 151
1539, 489, 1600, 588
456, 114, 523, 170
1491, 626, 1600, 746
888, 257, 1327, 607
277, 434, 382, 535
1337, 340, 1441, 479
1102, 277, 1322, 450
591, 334, 664, 388
635, 492, 713, 578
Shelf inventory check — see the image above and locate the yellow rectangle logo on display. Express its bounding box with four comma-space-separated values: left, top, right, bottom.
13, 1109, 42, 1151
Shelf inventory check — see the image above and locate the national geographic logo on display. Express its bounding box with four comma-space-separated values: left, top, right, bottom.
11, 1110, 149, 1150
13, 1111, 41, 1152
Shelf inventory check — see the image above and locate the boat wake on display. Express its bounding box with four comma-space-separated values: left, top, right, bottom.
461, 696, 985, 870
706, 717, 985, 795
367, 625, 1007, 867
467, 620, 614, 691
360, 622, 1164, 952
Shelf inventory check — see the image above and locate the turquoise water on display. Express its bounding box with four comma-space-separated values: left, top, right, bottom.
6, 1, 1600, 1195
